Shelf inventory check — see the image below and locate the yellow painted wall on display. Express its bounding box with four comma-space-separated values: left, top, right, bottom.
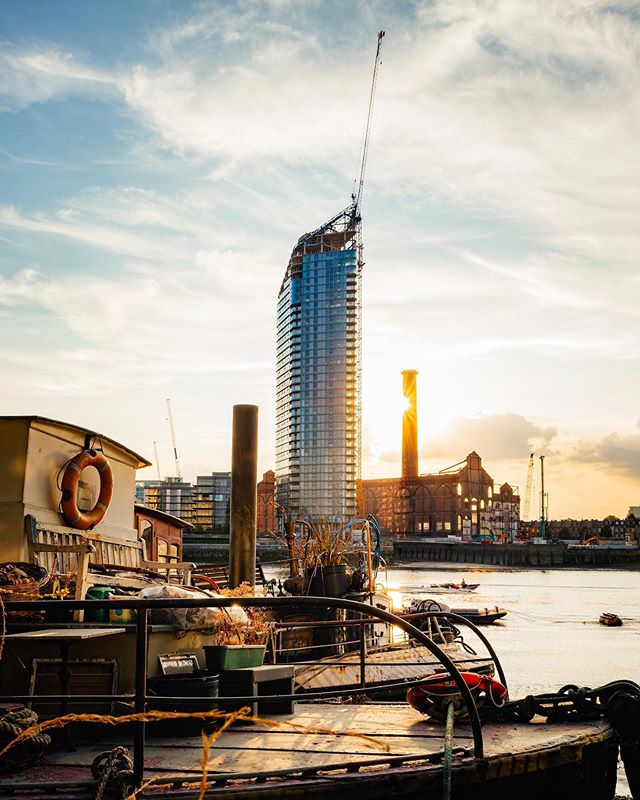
0, 417, 146, 562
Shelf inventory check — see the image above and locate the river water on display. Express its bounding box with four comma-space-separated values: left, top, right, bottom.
385, 563, 640, 698
264, 561, 638, 794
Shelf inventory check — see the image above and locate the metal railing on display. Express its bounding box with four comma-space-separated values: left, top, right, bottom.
2, 595, 499, 790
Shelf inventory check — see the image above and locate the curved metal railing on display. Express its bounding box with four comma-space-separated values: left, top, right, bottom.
3, 594, 492, 787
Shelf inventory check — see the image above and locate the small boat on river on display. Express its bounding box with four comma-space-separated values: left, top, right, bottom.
424, 581, 479, 594
452, 606, 507, 625
599, 612, 623, 627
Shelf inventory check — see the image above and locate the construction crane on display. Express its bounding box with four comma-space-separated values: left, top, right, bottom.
352, 30, 385, 215
166, 398, 182, 479
523, 452, 534, 520
153, 441, 162, 481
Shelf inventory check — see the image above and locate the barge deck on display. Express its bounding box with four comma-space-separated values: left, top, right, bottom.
0, 702, 616, 799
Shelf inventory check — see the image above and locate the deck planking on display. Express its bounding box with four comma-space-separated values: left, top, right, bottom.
0, 702, 613, 788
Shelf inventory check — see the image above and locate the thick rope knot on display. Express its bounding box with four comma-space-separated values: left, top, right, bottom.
91, 746, 134, 800
0, 707, 51, 774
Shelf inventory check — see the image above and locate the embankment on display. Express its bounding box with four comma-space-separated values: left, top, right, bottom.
392, 540, 640, 567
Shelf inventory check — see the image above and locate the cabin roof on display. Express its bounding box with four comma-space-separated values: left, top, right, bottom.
134, 503, 194, 529
0, 415, 152, 468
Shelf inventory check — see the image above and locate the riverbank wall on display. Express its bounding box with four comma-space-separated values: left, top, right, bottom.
184, 540, 289, 567
393, 540, 640, 567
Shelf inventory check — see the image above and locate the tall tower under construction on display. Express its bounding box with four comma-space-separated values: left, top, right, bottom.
275, 32, 384, 524
275, 208, 362, 522
275, 31, 384, 523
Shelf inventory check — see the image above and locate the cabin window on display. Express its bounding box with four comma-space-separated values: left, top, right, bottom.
157, 539, 168, 561
168, 544, 179, 562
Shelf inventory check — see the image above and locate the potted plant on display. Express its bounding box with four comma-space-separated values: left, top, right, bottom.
203, 583, 271, 671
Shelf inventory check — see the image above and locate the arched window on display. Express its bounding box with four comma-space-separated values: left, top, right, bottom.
457, 483, 462, 496
157, 539, 168, 561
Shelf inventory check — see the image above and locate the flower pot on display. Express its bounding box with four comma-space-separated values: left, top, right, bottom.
306, 564, 350, 597
203, 644, 266, 671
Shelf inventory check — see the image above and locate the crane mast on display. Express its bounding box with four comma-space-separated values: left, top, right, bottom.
166, 398, 182, 479
523, 452, 534, 520
353, 30, 385, 215
153, 441, 162, 481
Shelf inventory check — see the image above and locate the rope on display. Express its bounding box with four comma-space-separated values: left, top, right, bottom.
0, 707, 51, 774
92, 746, 134, 800
442, 701, 454, 800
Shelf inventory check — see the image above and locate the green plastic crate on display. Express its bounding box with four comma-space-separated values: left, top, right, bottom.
204, 645, 266, 671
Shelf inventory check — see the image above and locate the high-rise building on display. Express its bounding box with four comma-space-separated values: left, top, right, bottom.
193, 472, 231, 531
276, 206, 362, 522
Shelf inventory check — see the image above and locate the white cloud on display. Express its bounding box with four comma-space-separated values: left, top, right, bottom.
0, 46, 116, 111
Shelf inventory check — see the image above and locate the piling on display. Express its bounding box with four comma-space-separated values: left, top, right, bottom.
229, 404, 258, 588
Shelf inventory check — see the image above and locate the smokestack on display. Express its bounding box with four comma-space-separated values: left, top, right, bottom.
402, 370, 419, 479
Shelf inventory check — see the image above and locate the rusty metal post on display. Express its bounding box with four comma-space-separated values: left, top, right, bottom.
229, 404, 258, 588
133, 606, 148, 786
285, 520, 299, 577
359, 622, 367, 687
401, 369, 419, 479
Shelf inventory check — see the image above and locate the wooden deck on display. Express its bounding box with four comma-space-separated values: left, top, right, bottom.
0, 702, 617, 799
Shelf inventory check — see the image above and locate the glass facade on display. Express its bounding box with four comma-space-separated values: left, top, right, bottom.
276, 208, 362, 522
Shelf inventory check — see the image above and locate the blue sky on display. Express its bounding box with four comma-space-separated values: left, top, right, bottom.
1, 0, 639, 517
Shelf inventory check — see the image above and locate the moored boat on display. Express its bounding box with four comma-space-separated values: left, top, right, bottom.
599, 612, 623, 627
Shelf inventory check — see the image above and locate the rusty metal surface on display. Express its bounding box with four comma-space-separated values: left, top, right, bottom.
295, 643, 494, 690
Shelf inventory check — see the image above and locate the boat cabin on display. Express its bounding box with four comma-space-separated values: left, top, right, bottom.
0, 415, 149, 562
135, 503, 192, 563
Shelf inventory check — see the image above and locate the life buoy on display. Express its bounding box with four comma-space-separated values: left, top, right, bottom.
407, 671, 508, 717
60, 449, 113, 530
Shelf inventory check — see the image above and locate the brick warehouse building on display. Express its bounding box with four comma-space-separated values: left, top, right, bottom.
358, 451, 520, 540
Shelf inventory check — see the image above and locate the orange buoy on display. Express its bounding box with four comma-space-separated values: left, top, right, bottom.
60, 449, 113, 530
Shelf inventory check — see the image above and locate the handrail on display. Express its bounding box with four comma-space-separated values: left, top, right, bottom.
3, 594, 487, 787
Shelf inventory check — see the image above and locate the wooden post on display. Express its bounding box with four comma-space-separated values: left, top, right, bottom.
229, 405, 258, 589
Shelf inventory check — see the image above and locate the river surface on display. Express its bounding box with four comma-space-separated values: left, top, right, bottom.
264, 561, 638, 795
385, 563, 640, 796
384, 563, 640, 698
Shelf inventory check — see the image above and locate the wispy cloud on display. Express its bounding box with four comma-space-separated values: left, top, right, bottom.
0, 45, 116, 111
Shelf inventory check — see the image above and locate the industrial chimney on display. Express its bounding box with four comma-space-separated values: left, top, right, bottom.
401, 370, 419, 479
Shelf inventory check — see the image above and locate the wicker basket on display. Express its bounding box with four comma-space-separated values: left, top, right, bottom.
0, 562, 50, 621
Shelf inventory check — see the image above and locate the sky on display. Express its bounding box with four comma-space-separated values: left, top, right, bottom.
1, 0, 639, 519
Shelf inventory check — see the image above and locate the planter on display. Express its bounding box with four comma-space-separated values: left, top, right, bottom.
306, 564, 350, 597
204, 644, 266, 672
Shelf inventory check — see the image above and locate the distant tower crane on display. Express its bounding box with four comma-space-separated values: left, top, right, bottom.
166, 398, 182, 479
352, 29, 385, 216
523, 452, 534, 520
539, 454, 547, 539
153, 441, 162, 481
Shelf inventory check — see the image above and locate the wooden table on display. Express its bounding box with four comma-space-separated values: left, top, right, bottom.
6, 627, 125, 745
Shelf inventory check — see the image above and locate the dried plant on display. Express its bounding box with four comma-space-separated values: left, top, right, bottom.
215, 582, 272, 646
